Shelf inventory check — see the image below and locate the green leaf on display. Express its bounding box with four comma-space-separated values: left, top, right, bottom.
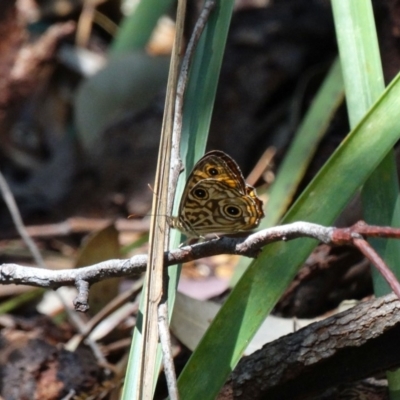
177, 71, 400, 400
121, 1, 235, 398
262, 58, 344, 227
332, 0, 400, 295
231, 58, 344, 286
332, 0, 400, 394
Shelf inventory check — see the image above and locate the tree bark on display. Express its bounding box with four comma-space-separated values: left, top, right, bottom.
218, 293, 400, 399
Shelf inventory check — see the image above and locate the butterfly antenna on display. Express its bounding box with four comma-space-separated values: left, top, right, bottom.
128, 212, 169, 219
147, 183, 159, 196
128, 213, 145, 219
127, 184, 160, 219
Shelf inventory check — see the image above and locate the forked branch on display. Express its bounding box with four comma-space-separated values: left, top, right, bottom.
1, 220, 400, 311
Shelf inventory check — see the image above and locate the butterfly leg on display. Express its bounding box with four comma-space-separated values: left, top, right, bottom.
178, 237, 200, 248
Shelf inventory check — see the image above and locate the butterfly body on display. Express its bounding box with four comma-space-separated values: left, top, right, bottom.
170, 151, 264, 238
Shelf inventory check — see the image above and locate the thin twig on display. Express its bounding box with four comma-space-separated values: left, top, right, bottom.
158, 1, 217, 398
67, 277, 143, 348
3, 221, 400, 311
0, 169, 108, 366
246, 146, 276, 187
158, 302, 179, 400
139, 0, 189, 393
353, 237, 400, 298
0, 171, 45, 267
169, 0, 217, 211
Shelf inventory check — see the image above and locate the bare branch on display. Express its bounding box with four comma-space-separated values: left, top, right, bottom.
2, 221, 400, 311
0, 171, 108, 363
353, 237, 400, 298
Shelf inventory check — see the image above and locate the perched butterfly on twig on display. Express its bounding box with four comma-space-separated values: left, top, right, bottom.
169, 150, 264, 238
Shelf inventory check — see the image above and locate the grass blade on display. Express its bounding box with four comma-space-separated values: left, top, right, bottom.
332, 0, 400, 394
177, 71, 400, 400
262, 58, 344, 227
231, 58, 344, 285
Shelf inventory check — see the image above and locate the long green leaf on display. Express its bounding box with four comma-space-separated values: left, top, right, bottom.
177, 71, 400, 399
262, 58, 343, 228
231, 58, 343, 286
332, 0, 400, 395
177, 0, 235, 170
333, 0, 400, 294
122, 1, 235, 398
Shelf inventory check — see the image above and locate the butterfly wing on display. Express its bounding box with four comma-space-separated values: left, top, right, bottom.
173, 151, 264, 237
180, 179, 264, 236
182, 150, 247, 193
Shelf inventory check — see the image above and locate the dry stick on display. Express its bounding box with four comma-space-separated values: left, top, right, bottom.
150, 32, 183, 400
353, 237, 400, 297
158, 301, 178, 399
0, 170, 107, 365
67, 278, 144, 348
0, 217, 149, 240
75, 0, 102, 48
2, 222, 400, 309
158, 1, 217, 399
169, 0, 217, 189
246, 146, 276, 187
139, 0, 187, 396
0, 172, 45, 266
21, 217, 150, 238
331, 220, 400, 297
139, 159, 170, 396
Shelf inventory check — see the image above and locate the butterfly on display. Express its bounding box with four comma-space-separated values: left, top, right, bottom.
169, 150, 264, 237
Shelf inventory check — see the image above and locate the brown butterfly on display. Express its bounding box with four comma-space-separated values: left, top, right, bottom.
169, 150, 264, 237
